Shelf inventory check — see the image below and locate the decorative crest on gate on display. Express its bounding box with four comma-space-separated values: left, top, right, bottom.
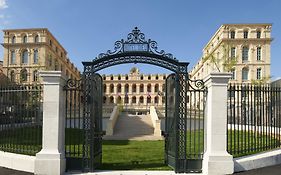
96, 27, 176, 60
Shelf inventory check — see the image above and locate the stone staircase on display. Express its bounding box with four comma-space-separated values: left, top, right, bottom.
103, 112, 163, 140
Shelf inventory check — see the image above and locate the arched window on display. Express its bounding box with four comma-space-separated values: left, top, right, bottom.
148, 75, 151, 80
110, 75, 114, 80
110, 84, 114, 93
34, 35, 39, 43
132, 84, 136, 93
11, 36, 16, 44
33, 70, 38, 82
103, 96, 107, 104
103, 75, 106, 80
125, 84, 129, 93
23, 35, 27, 43
33, 49, 39, 64
125, 75, 128, 80
147, 96, 151, 103
103, 84, 107, 93
140, 75, 144, 80
132, 96, 136, 104
156, 75, 159, 80
139, 96, 144, 104
21, 50, 28, 64
140, 84, 144, 93
242, 67, 249, 81
230, 31, 235, 39
20, 69, 28, 82
242, 46, 249, 62
10, 70, 15, 82
110, 96, 114, 103
116, 96, 122, 104
117, 84, 121, 93
118, 75, 121, 80
163, 75, 166, 80
154, 96, 159, 104
147, 84, 151, 92
155, 84, 159, 93
124, 96, 129, 104
10, 50, 16, 64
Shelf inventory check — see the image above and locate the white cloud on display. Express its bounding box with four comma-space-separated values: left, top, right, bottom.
0, 0, 8, 9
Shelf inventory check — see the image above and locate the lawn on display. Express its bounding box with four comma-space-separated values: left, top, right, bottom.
0, 127, 280, 170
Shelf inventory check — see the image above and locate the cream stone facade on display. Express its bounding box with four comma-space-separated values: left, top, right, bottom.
102, 67, 167, 109
190, 24, 272, 84
1, 28, 80, 84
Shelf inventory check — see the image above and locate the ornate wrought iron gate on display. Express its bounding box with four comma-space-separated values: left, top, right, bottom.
64, 27, 206, 173
64, 73, 103, 171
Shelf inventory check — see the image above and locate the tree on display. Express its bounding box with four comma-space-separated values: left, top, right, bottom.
203, 43, 237, 73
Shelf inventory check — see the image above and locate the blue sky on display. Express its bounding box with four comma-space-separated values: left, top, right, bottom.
0, 0, 281, 78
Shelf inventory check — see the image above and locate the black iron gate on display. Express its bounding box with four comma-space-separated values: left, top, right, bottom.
64, 73, 103, 171
64, 27, 206, 173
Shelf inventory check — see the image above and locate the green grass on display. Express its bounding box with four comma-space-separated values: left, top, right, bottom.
1, 127, 280, 170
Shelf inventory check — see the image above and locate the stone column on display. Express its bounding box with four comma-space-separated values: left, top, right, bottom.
35, 71, 66, 175
202, 73, 234, 175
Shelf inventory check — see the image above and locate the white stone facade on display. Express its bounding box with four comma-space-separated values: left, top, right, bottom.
1, 28, 80, 84
102, 68, 167, 109
190, 24, 272, 84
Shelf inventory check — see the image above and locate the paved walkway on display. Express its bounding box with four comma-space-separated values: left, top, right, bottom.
1, 164, 281, 175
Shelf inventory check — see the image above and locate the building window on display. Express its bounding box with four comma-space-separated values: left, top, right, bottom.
22, 50, 28, 64
139, 96, 144, 103
257, 68, 262, 80
155, 84, 159, 93
110, 96, 114, 103
242, 47, 249, 62
140, 84, 144, 93
140, 75, 144, 80
257, 47, 261, 61
132, 96, 136, 104
49, 55, 52, 67
147, 84, 151, 92
10, 50, 16, 64
118, 75, 121, 80
33, 70, 38, 82
125, 84, 129, 93
132, 84, 136, 93
23, 35, 27, 43
243, 31, 248, 39
103, 96, 107, 104
163, 75, 166, 80
125, 75, 128, 80
110, 75, 113, 80
124, 96, 129, 104
242, 68, 249, 81
110, 84, 114, 93
49, 40, 52, 46
103, 75, 106, 80
156, 75, 159, 80
116, 96, 122, 104
154, 96, 159, 104
257, 31, 261, 38
55, 61, 59, 71
10, 70, 15, 82
148, 75, 151, 80
147, 96, 151, 103
33, 49, 39, 64
11, 36, 16, 44
230, 69, 235, 80
230, 47, 236, 58
20, 69, 28, 82
117, 84, 121, 93
34, 35, 39, 43
103, 84, 106, 93
230, 31, 235, 39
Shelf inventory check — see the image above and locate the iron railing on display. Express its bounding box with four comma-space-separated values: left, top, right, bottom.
0, 84, 43, 155
227, 84, 281, 157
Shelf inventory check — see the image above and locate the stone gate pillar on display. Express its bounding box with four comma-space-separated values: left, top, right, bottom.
203, 73, 234, 175
35, 71, 66, 175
